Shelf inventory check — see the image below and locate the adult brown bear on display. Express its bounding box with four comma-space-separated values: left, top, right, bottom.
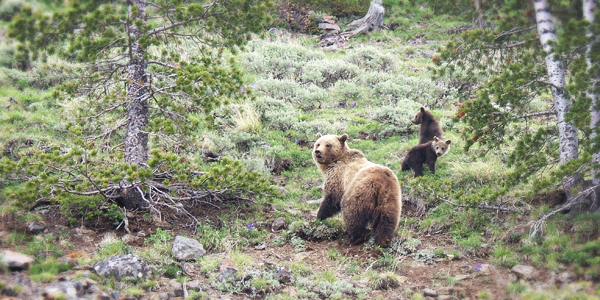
312, 133, 402, 247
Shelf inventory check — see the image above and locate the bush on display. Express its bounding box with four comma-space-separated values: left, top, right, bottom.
0, 0, 23, 21
344, 46, 398, 73
366, 100, 422, 138
370, 75, 458, 107
242, 40, 324, 80
300, 59, 360, 88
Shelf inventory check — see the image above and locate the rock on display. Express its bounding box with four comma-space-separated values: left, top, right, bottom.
556, 271, 574, 284
57, 256, 78, 266
318, 23, 341, 31
257, 141, 270, 149
322, 16, 336, 24
455, 274, 471, 281
422, 288, 438, 297
171, 236, 206, 261
351, 279, 369, 288
277, 186, 287, 196
217, 268, 238, 282
36, 250, 58, 259
219, 258, 237, 272
475, 263, 492, 276
511, 264, 538, 280
93, 254, 151, 279
27, 221, 47, 234
255, 243, 266, 250
136, 231, 146, 237
439, 296, 453, 300
121, 234, 142, 245
271, 217, 286, 231
2, 250, 34, 270
217, 258, 238, 282
42, 281, 84, 299
187, 280, 201, 292
93, 292, 111, 300
274, 266, 293, 283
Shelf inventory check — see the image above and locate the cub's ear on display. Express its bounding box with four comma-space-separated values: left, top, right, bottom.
433, 136, 440, 141
338, 134, 348, 143
420, 107, 426, 112
445, 139, 452, 145
316, 133, 322, 139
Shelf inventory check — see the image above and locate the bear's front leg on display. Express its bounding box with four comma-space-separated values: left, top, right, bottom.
413, 163, 423, 177
317, 192, 342, 219
428, 160, 436, 174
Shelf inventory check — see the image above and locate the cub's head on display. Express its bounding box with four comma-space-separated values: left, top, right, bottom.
313, 133, 348, 166
411, 107, 427, 124
431, 136, 451, 157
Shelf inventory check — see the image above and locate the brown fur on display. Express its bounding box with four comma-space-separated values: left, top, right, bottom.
401, 136, 451, 177
313, 133, 402, 247
412, 107, 443, 144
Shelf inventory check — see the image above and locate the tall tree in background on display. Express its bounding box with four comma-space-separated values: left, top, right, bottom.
533, 0, 582, 198
5, 0, 274, 211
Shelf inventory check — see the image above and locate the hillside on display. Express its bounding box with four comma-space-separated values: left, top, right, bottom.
0, 0, 599, 299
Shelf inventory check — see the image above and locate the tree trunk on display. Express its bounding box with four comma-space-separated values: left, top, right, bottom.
534, 0, 583, 198
122, 0, 149, 210
346, 0, 384, 36
585, 0, 600, 188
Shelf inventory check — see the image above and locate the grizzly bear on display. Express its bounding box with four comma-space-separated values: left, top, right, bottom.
412, 107, 443, 144
312, 133, 402, 247
401, 136, 451, 177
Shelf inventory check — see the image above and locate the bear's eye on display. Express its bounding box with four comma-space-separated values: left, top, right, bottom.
436, 147, 439, 150
441, 148, 445, 151
316, 144, 320, 147
326, 144, 331, 148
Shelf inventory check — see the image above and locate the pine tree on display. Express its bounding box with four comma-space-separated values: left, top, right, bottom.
3, 0, 275, 213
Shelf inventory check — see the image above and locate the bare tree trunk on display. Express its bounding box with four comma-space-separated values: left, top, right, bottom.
346, 0, 384, 36
585, 0, 600, 188
123, 0, 149, 210
474, 0, 484, 29
583, 0, 600, 213
534, 0, 582, 197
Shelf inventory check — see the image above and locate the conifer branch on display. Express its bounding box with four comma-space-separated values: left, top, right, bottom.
430, 190, 526, 213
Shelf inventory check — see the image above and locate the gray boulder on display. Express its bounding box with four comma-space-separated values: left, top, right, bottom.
93, 254, 150, 279
172, 236, 206, 261
42, 281, 84, 299
1, 250, 34, 270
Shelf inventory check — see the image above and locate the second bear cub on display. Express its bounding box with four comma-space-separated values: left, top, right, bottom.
401, 136, 451, 177
412, 107, 443, 144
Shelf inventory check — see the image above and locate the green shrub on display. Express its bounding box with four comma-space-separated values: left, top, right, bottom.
300, 59, 360, 88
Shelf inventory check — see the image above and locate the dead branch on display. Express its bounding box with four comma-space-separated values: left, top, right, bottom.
431, 190, 527, 213
529, 184, 600, 238
343, 0, 384, 38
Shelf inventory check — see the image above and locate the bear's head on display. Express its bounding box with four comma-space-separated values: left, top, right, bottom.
411, 107, 427, 124
431, 136, 451, 157
313, 133, 348, 166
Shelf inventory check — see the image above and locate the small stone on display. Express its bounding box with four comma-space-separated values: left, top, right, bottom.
257, 141, 270, 149
422, 288, 438, 297
455, 274, 471, 281
136, 231, 146, 237
255, 243, 266, 250
217, 268, 237, 282
187, 280, 201, 292
556, 271, 574, 284
36, 250, 58, 259
27, 221, 47, 234
294, 252, 309, 261
57, 256, 78, 266
271, 217, 286, 231
277, 186, 287, 196
511, 265, 538, 280
274, 266, 293, 283
121, 234, 141, 245
171, 236, 206, 261
219, 258, 237, 272
93, 292, 111, 300
318, 23, 341, 31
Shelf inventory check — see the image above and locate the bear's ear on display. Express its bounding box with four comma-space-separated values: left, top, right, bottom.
433, 136, 440, 141
445, 139, 452, 145
420, 107, 426, 113
316, 133, 322, 139
338, 134, 348, 144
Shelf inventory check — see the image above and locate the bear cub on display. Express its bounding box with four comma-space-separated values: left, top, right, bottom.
412, 107, 443, 144
401, 136, 451, 177
313, 133, 402, 247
